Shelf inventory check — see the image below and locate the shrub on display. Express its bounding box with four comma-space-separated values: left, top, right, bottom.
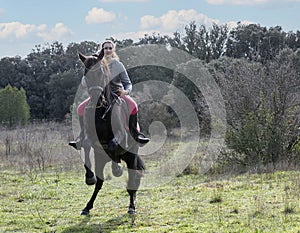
0, 84, 30, 127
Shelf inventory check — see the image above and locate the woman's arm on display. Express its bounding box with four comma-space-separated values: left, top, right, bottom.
119, 70, 132, 94
117, 61, 132, 96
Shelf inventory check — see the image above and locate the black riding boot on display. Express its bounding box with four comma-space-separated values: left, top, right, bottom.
69, 116, 84, 150
129, 113, 150, 145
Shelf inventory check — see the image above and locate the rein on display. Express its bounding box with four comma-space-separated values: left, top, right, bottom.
100, 91, 120, 119
101, 99, 115, 119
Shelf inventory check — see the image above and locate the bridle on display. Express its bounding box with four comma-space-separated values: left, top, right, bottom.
83, 57, 106, 94
88, 85, 103, 94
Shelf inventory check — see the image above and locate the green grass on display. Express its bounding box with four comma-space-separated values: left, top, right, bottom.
0, 167, 299, 233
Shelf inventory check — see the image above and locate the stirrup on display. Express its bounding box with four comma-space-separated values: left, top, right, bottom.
136, 133, 150, 144
68, 137, 82, 150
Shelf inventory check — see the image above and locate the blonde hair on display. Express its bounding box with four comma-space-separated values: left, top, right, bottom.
101, 59, 110, 82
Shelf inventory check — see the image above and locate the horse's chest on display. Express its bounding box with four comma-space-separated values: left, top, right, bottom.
95, 113, 113, 141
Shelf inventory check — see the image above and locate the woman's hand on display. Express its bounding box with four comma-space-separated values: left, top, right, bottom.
117, 88, 128, 97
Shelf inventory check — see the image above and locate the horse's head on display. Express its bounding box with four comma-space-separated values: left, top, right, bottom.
78, 49, 107, 105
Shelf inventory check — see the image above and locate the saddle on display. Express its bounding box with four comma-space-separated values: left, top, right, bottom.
101, 92, 130, 132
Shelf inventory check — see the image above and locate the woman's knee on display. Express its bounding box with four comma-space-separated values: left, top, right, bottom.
122, 95, 138, 115
77, 98, 90, 116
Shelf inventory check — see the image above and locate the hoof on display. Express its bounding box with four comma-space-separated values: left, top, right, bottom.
112, 163, 123, 177
80, 209, 90, 216
128, 208, 136, 215
85, 175, 97, 185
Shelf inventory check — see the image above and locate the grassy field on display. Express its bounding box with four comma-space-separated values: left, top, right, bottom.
0, 123, 299, 232
0, 167, 299, 233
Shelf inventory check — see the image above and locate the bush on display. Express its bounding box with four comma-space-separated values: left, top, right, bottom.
0, 84, 30, 127
226, 92, 296, 166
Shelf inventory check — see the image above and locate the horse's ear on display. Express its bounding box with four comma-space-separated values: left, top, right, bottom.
97, 48, 104, 60
78, 52, 86, 63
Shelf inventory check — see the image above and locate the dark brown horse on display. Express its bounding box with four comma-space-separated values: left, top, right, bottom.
77, 49, 145, 216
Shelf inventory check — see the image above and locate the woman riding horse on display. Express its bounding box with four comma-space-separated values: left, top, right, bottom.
69, 40, 150, 150
75, 47, 146, 216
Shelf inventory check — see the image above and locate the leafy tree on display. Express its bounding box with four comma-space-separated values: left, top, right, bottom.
22, 41, 94, 119
0, 56, 29, 89
226, 93, 280, 165
264, 49, 300, 162
48, 69, 80, 120
181, 22, 228, 62
0, 41, 98, 121
225, 23, 266, 60
285, 30, 300, 51
224, 23, 298, 62
183, 22, 208, 60
167, 31, 185, 50
0, 23, 299, 129
137, 32, 169, 46
209, 49, 300, 166
209, 23, 229, 60
24, 42, 64, 118
0, 84, 30, 127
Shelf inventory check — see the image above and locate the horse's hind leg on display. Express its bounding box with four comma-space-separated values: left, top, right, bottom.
123, 151, 145, 214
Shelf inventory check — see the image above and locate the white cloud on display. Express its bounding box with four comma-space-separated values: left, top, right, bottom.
115, 20, 255, 43
112, 30, 170, 42
140, 9, 220, 32
0, 21, 72, 42
140, 15, 161, 29
37, 23, 73, 41
0, 22, 41, 39
85, 7, 116, 24
115, 11, 255, 43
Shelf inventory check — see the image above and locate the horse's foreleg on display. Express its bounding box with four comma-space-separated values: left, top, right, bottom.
81, 150, 108, 216
83, 141, 97, 185
84, 164, 97, 185
81, 178, 103, 216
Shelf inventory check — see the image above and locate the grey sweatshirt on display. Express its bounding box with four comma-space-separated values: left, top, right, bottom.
108, 58, 132, 94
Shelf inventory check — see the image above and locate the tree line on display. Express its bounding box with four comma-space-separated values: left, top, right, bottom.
0, 22, 299, 166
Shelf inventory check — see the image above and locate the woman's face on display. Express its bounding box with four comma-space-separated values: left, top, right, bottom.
103, 42, 114, 56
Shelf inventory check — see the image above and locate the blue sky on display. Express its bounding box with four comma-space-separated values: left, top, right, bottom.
0, 0, 299, 58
